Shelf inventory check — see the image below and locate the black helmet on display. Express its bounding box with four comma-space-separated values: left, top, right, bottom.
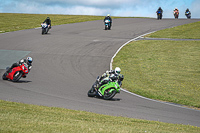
47, 17, 50, 20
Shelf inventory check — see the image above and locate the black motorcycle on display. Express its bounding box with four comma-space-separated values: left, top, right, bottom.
185, 11, 191, 19
157, 11, 162, 20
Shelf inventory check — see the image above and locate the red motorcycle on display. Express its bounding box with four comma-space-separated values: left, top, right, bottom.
2, 63, 29, 82
174, 10, 179, 19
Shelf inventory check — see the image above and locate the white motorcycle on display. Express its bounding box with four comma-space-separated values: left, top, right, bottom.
104, 20, 111, 30
41, 23, 49, 34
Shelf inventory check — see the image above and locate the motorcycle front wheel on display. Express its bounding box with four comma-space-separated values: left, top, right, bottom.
42, 28, 45, 34
103, 88, 117, 100
13, 71, 23, 82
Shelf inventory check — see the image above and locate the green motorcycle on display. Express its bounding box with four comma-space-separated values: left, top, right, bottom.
88, 75, 123, 100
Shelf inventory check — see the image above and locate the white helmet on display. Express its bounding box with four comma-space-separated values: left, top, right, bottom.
27, 57, 33, 63
107, 14, 110, 16
115, 67, 121, 74
106, 70, 109, 74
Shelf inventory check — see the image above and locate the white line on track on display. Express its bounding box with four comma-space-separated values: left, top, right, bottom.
110, 31, 200, 111
110, 31, 156, 70
35, 27, 42, 29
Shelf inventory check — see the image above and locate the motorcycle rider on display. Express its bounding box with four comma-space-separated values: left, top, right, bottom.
42, 17, 51, 29
156, 7, 163, 19
173, 8, 179, 19
96, 67, 124, 90
185, 8, 191, 18
104, 14, 112, 28
6, 57, 33, 77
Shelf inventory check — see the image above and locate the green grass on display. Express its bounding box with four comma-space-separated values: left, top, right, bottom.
113, 21, 200, 108
1, 13, 200, 132
1, 100, 199, 133
147, 21, 200, 39
113, 40, 200, 108
0, 13, 121, 33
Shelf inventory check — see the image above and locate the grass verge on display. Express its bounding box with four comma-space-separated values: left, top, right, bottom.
113, 40, 200, 108
0, 13, 200, 132
0, 13, 121, 33
113, 21, 200, 108
0, 100, 199, 133
146, 21, 200, 39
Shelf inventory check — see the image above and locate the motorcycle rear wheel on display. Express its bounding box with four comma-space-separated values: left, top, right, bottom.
45, 28, 49, 34
13, 71, 23, 82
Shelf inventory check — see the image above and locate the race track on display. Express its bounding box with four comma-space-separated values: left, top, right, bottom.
0, 18, 200, 127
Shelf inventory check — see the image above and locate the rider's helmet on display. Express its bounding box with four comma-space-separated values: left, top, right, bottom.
27, 57, 33, 64
46, 17, 50, 23
107, 14, 110, 17
115, 67, 121, 74
106, 70, 109, 74
159, 7, 161, 10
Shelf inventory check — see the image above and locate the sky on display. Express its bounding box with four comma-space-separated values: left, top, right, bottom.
0, 0, 200, 18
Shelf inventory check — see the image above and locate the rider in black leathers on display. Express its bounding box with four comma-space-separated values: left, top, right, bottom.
43, 17, 51, 29
156, 7, 163, 19
185, 8, 191, 19
104, 14, 112, 28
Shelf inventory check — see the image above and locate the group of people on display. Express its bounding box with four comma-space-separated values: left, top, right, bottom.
5, 14, 113, 80
6, 7, 192, 81
41, 14, 112, 32
156, 7, 191, 19
5, 18, 52, 76
6, 59, 122, 92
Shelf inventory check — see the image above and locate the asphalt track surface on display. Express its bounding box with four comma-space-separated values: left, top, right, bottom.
0, 18, 200, 127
